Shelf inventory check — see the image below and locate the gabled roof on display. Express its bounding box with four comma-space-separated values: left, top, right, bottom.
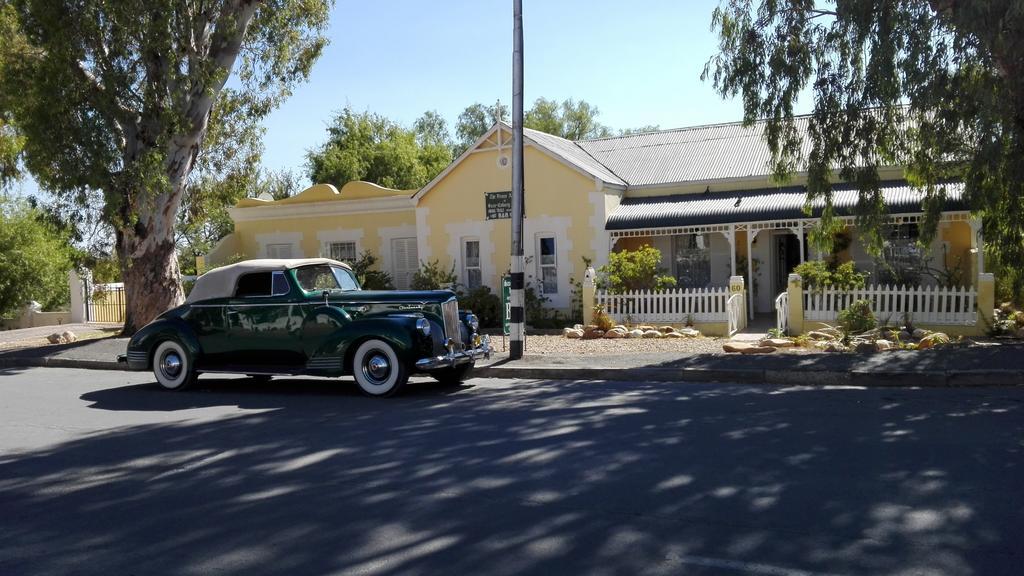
577, 117, 815, 188
523, 127, 626, 186
606, 180, 966, 230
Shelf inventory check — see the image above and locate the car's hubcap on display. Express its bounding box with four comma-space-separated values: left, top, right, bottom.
364, 353, 391, 383
162, 352, 182, 379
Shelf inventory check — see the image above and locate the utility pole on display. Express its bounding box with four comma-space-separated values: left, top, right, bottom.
509, 0, 525, 359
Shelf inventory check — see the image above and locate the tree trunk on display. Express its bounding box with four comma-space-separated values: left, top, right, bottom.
120, 229, 185, 335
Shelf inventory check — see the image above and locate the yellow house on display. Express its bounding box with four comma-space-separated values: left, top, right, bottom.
206, 116, 984, 330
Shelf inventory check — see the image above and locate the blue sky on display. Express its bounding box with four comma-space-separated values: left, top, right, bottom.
261, 0, 807, 184
13, 0, 812, 197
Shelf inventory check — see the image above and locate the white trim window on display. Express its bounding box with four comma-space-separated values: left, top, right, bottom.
537, 234, 558, 294
265, 243, 294, 259
672, 233, 711, 288
462, 238, 482, 290
327, 241, 357, 263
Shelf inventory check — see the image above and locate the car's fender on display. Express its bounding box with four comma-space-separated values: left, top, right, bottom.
305, 312, 426, 371
126, 317, 202, 369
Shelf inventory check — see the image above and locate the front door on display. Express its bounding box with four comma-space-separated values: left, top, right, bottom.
773, 233, 802, 295
225, 270, 305, 368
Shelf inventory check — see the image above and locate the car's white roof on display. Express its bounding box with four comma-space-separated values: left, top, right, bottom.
186, 258, 352, 303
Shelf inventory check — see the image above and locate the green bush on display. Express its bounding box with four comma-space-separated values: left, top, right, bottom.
838, 299, 877, 335
598, 245, 676, 294
349, 250, 394, 290
411, 259, 456, 290
457, 285, 501, 328
794, 260, 866, 291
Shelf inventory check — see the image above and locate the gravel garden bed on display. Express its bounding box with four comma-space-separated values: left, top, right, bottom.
486, 334, 815, 357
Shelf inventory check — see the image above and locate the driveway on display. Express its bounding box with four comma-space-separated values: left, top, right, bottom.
1, 368, 1021, 575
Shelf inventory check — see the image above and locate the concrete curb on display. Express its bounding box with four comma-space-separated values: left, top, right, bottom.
0, 357, 127, 371
2, 356, 1022, 388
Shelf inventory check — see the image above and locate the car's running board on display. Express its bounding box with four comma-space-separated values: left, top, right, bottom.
197, 367, 308, 376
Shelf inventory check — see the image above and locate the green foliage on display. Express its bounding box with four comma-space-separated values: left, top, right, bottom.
598, 245, 677, 294
349, 250, 394, 291
0, 196, 74, 315
794, 260, 867, 292
838, 300, 877, 335
307, 107, 451, 190
767, 327, 786, 339
411, 260, 457, 291
457, 286, 501, 329
704, 1, 1024, 277
524, 97, 612, 140
0, 0, 331, 331
454, 102, 508, 156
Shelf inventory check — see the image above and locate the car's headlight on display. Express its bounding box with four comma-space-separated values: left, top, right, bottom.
465, 313, 479, 332
415, 317, 431, 337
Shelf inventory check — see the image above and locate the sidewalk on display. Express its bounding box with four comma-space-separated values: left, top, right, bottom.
2, 335, 1023, 387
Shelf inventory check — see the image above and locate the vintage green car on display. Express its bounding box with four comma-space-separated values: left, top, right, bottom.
120, 258, 491, 396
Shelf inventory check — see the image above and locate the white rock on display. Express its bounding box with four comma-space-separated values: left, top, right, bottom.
61, 330, 77, 343
875, 339, 895, 351
760, 338, 794, 348
642, 330, 663, 338
563, 328, 583, 339
628, 329, 645, 338
679, 328, 701, 337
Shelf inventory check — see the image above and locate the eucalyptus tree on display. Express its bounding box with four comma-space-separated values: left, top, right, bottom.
0, 0, 330, 333
704, 1, 1024, 281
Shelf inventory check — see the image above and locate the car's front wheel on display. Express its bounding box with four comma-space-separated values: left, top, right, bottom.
430, 362, 474, 386
351, 339, 409, 397
152, 340, 198, 391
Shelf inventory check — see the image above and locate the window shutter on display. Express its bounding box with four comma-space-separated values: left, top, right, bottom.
391, 238, 418, 290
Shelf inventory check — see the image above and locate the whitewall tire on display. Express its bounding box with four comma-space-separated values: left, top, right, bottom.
152, 340, 197, 391
351, 339, 408, 397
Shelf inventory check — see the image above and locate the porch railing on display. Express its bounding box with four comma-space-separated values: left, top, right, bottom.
595, 286, 731, 324
804, 284, 977, 325
774, 291, 789, 334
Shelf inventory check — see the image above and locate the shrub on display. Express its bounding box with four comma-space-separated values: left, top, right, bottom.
838, 299, 877, 335
457, 285, 501, 328
794, 260, 866, 291
349, 250, 394, 290
411, 259, 457, 290
598, 245, 676, 294
592, 305, 613, 331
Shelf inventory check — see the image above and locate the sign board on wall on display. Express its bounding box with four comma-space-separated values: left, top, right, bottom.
485, 191, 512, 220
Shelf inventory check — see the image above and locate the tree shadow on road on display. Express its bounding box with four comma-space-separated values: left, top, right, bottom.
1, 378, 1021, 575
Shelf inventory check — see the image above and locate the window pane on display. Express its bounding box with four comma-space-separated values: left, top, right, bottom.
271, 272, 290, 296
539, 237, 555, 265
332, 267, 361, 291
235, 272, 272, 297
330, 242, 356, 262
541, 267, 558, 294
673, 234, 710, 289
467, 268, 482, 290
267, 243, 293, 259
295, 265, 340, 291
465, 240, 480, 267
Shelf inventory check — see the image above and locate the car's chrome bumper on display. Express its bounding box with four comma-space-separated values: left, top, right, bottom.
416, 335, 491, 371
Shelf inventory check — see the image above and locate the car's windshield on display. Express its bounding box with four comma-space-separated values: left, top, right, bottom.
294, 265, 361, 292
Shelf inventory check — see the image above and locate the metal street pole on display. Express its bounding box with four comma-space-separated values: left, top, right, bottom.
509, 0, 525, 359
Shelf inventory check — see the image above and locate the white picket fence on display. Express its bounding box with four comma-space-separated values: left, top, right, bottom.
775, 292, 789, 334
804, 284, 977, 325
595, 287, 732, 324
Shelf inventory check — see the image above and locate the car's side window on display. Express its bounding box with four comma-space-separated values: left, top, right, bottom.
235, 272, 273, 298
271, 271, 290, 296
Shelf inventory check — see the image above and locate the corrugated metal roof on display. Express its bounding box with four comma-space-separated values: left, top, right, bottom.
577, 117, 815, 187
523, 128, 627, 186
606, 181, 966, 230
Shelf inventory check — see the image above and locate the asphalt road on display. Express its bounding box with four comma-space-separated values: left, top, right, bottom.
1, 368, 1021, 576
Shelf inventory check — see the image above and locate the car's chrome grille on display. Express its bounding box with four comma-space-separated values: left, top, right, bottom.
442, 299, 463, 348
